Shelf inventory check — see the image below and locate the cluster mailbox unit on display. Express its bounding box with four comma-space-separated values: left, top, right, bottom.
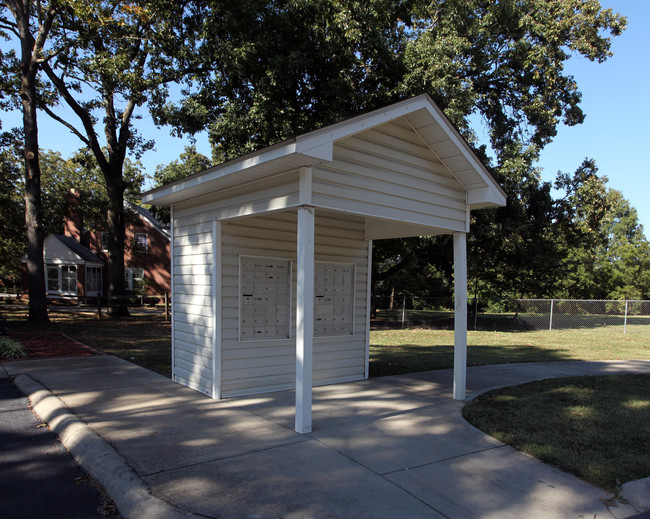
142, 94, 506, 433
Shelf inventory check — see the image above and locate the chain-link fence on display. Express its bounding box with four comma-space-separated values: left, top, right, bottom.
371, 295, 650, 334
511, 299, 650, 332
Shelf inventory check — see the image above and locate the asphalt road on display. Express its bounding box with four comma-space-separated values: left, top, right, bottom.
0, 377, 120, 519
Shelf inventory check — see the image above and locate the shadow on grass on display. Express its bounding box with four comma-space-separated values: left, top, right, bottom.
462, 374, 650, 492
3, 306, 172, 378
369, 343, 572, 377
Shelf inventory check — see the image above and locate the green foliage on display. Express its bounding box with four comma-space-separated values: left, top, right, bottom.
149, 145, 211, 223
553, 160, 650, 299
402, 0, 625, 157
33, 1, 196, 307
0, 132, 25, 287
0, 336, 27, 359
39, 149, 144, 235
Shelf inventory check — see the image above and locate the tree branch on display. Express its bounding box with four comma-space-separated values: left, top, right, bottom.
39, 104, 90, 146
41, 60, 109, 172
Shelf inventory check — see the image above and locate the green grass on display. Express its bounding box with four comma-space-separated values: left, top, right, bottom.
462, 374, 650, 492
3, 306, 171, 376
369, 327, 650, 377
3, 305, 648, 381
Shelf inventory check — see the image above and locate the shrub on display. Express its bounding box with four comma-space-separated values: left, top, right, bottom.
0, 336, 27, 359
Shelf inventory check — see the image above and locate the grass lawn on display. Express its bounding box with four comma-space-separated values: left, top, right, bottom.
3, 305, 648, 379
462, 374, 650, 492
3, 305, 172, 377
369, 327, 650, 377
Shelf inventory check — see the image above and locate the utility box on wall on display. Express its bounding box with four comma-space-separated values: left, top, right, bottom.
239, 256, 292, 341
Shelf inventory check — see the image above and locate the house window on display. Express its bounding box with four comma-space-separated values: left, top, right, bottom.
46, 265, 78, 295
61, 265, 77, 292
86, 266, 102, 295
101, 232, 110, 251
125, 268, 145, 291
47, 266, 59, 292
134, 233, 148, 252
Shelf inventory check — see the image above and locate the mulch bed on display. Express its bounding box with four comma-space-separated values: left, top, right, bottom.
4, 332, 102, 361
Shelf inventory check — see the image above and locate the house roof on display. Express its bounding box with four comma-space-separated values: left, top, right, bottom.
142, 94, 506, 210
48, 234, 105, 265
125, 201, 171, 240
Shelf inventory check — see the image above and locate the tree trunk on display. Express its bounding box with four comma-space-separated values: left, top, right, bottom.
20, 41, 48, 322
105, 174, 129, 318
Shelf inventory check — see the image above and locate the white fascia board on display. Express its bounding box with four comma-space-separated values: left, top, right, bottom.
142, 140, 300, 205
467, 186, 507, 209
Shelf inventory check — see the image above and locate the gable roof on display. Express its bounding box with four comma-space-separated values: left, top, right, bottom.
142, 94, 506, 210
47, 234, 104, 265
125, 201, 171, 240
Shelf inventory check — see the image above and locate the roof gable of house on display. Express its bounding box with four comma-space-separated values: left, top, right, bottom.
143, 95, 506, 211
44, 234, 104, 265
124, 201, 171, 240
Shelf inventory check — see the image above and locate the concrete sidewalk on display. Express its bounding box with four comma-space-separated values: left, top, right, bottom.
2, 356, 649, 519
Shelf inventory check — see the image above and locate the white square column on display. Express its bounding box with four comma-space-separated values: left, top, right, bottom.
453, 232, 468, 400
296, 205, 315, 433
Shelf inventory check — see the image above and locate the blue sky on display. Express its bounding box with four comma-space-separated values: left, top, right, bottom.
3, 0, 647, 236
535, 0, 650, 238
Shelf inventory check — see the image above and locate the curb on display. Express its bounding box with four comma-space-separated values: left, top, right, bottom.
620, 477, 650, 512
13, 374, 207, 519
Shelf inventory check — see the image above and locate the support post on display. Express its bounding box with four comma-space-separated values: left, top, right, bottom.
453, 232, 467, 401
296, 206, 315, 434
212, 220, 222, 400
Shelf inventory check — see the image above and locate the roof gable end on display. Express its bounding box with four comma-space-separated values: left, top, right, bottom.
143, 95, 505, 209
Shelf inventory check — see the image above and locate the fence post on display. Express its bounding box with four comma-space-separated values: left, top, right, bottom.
165, 292, 170, 322
549, 299, 554, 332
97, 297, 102, 320
624, 299, 628, 335
473, 297, 478, 331
401, 296, 406, 329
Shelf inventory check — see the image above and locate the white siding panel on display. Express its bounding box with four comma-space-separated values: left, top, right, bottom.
311, 133, 468, 231
217, 211, 369, 398
174, 320, 212, 336
171, 219, 215, 397
43, 236, 84, 264
175, 347, 212, 369
174, 369, 212, 396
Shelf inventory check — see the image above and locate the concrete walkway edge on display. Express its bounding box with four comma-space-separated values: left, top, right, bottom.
13, 374, 207, 519
620, 478, 650, 511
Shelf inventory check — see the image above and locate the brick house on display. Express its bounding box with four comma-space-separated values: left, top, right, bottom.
26, 191, 171, 301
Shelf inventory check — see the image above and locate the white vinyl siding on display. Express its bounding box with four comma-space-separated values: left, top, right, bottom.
170, 219, 215, 396
217, 211, 369, 397
312, 119, 468, 232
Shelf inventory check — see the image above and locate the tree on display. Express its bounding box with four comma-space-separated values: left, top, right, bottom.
0, 129, 25, 289
152, 0, 410, 161
551, 159, 650, 300
149, 144, 211, 224
39, 149, 144, 235
151, 0, 626, 303
1, 0, 65, 321
38, 1, 195, 316
599, 191, 650, 300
